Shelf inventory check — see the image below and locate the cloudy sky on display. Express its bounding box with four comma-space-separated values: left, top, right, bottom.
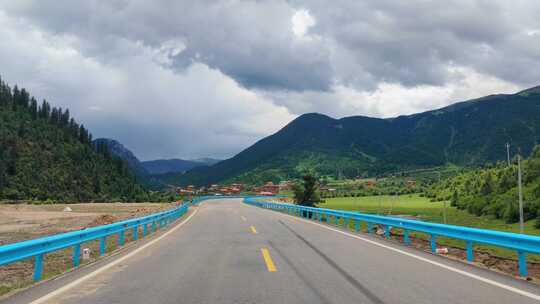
0, 1, 539, 160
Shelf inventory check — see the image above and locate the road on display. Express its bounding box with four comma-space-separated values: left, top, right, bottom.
6, 198, 540, 304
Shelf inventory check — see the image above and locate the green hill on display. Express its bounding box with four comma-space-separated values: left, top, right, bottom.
175, 86, 540, 186
0, 76, 149, 202
426, 145, 540, 225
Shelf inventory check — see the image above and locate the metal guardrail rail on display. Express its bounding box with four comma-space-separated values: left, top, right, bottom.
244, 197, 540, 277
0, 195, 278, 283
0, 202, 189, 281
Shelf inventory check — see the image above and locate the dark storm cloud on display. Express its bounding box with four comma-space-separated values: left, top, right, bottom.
0, 0, 539, 159
3, 0, 540, 92
298, 0, 540, 89
1, 0, 333, 91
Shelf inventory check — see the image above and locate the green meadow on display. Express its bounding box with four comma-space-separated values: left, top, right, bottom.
318, 194, 540, 261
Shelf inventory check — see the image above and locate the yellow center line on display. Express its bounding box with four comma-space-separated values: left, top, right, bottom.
241, 216, 247, 222
250, 226, 258, 234
260, 248, 277, 272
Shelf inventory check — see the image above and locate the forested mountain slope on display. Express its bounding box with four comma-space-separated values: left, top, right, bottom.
177, 86, 540, 186
0, 76, 148, 202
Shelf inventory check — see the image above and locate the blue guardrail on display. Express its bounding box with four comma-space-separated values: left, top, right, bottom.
244, 197, 540, 278
0, 195, 276, 283
0, 202, 190, 281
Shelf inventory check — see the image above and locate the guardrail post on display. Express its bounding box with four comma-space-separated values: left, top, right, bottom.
354, 220, 360, 232
152, 221, 156, 233
384, 226, 390, 238
325, 213, 330, 224
73, 244, 81, 267
143, 223, 148, 237
518, 251, 528, 277
334, 216, 339, 226
430, 234, 437, 253
343, 217, 349, 229
367, 222, 373, 234
133, 226, 139, 241
119, 230, 126, 246
33, 253, 44, 281
99, 236, 107, 256
466, 241, 474, 262
403, 229, 410, 245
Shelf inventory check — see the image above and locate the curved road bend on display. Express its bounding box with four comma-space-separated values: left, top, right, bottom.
6, 198, 540, 304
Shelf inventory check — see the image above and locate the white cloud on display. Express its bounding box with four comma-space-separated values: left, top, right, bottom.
0, 10, 295, 160
266, 66, 520, 118
292, 9, 316, 38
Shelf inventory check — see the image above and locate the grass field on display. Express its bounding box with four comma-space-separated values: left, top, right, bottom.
319, 194, 540, 261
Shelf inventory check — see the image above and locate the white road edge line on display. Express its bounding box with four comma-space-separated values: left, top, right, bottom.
28, 207, 200, 304
270, 207, 540, 301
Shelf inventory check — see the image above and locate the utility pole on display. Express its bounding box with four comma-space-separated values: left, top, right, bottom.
377, 190, 382, 215
506, 143, 511, 166
439, 171, 447, 224
517, 152, 524, 234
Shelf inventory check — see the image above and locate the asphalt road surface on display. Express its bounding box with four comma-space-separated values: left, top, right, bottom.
6, 198, 540, 304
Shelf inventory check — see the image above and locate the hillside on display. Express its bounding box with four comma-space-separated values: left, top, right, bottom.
426, 145, 540, 225
0, 77, 149, 202
176, 86, 540, 186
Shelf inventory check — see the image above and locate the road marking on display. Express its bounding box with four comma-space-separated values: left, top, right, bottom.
267, 208, 540, 301
261, 248, 277, 272
250, 225, 258, 234
241, 216, 247, 222
28, 208, 200, 304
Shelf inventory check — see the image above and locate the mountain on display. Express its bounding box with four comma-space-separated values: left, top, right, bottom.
90, 139, 221, 189
93, 138, 148, 176
176, 86, 540, 186
141, 158, 220, 175
0, 77, 149, 202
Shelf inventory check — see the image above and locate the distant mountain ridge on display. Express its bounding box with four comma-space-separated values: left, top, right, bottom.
141, 158, 220, 175
93, 138, 148, 176
93, 138, 220, 179
174, 85, 540, 186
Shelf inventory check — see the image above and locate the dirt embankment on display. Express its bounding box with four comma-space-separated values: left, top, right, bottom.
0, 202, 174, 297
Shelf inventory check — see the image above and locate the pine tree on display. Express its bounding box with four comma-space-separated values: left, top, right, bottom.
450, 189, 459, 207
29, 97, 38, 119
19, 88, 29, 108
79, 125, 88, 144
293, 173, 320, 207
39, 100, 50, 119
50, 107, 59, 125
12, 85, 20, 111
480, 172, 494, 196
60, 108, 70, 127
